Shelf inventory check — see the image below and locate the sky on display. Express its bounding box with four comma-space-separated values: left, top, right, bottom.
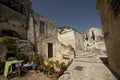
30, 0, 101, 32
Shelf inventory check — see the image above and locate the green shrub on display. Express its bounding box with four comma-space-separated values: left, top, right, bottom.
38, 54, 44, 65
17, 54, 29, 64
32, 54, 44, 66
59, 62, 67, 70
1, 36, 18, 52
54, 60, 60, 68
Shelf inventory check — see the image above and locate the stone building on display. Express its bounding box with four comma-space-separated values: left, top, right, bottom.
97, 0, 120, 76
28, 12, 74, 59
82, 27, 105, 51
28, 11, 58, 58
58, 27, 84, 52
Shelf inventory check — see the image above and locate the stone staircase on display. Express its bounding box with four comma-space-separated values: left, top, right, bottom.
74, 50, 97, 59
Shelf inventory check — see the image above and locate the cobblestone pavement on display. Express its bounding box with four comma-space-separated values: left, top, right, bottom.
59, 51, 118, 80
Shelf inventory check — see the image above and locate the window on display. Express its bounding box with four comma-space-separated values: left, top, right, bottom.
111, 0, 120, 16
39, 21, 45, 34
91, 31, 95, 41
85, 34, 88, 41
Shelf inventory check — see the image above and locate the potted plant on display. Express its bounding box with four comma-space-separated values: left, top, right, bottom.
39, 65, 44, 72
58, 62, 68, 77
32, 54, 44, 69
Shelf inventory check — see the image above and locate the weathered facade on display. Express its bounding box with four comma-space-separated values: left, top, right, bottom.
29, 12, 58, 58
28, 12, 74, 59
97, 0, 120, 76
58, 27, 84, 51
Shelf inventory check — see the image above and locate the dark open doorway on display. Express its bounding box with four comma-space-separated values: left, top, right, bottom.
48, 43, 53, 58
6, 53, 17, 60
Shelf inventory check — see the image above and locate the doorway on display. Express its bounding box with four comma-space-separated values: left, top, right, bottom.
48, 43, 53, 58
6, 53, 17, 60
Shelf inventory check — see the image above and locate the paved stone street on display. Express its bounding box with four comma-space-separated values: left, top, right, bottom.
59, 51, 118, 80
0, 70, 51, 80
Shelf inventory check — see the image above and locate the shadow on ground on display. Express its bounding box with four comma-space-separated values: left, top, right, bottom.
100, 57, 120, 80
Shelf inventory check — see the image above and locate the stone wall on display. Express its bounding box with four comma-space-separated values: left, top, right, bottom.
28, 12, 58, 44
0, 42, 7, 60
0, 37, 34, 60
58, 28, 83, 51
55, 41, 74, 60
58, 29, 75, 49
38, 36, 57, 58
97, 0, 120, 76
74, 31, 84, 51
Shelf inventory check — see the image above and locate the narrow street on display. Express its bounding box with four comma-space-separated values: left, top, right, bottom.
59, 51, 118, 80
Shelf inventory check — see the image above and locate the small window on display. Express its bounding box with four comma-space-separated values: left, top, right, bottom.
91, 31, 95, 41
39, 21, 45, 34
85, 34, 88, 41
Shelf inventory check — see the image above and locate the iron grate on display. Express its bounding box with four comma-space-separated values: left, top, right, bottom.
74, 66, 83, 71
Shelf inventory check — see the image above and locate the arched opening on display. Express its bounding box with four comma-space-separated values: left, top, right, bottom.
1, 30, 21, 38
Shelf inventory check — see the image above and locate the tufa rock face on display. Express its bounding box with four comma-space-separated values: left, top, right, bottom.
0, 0, 31, 39
97, 0, 120, 77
